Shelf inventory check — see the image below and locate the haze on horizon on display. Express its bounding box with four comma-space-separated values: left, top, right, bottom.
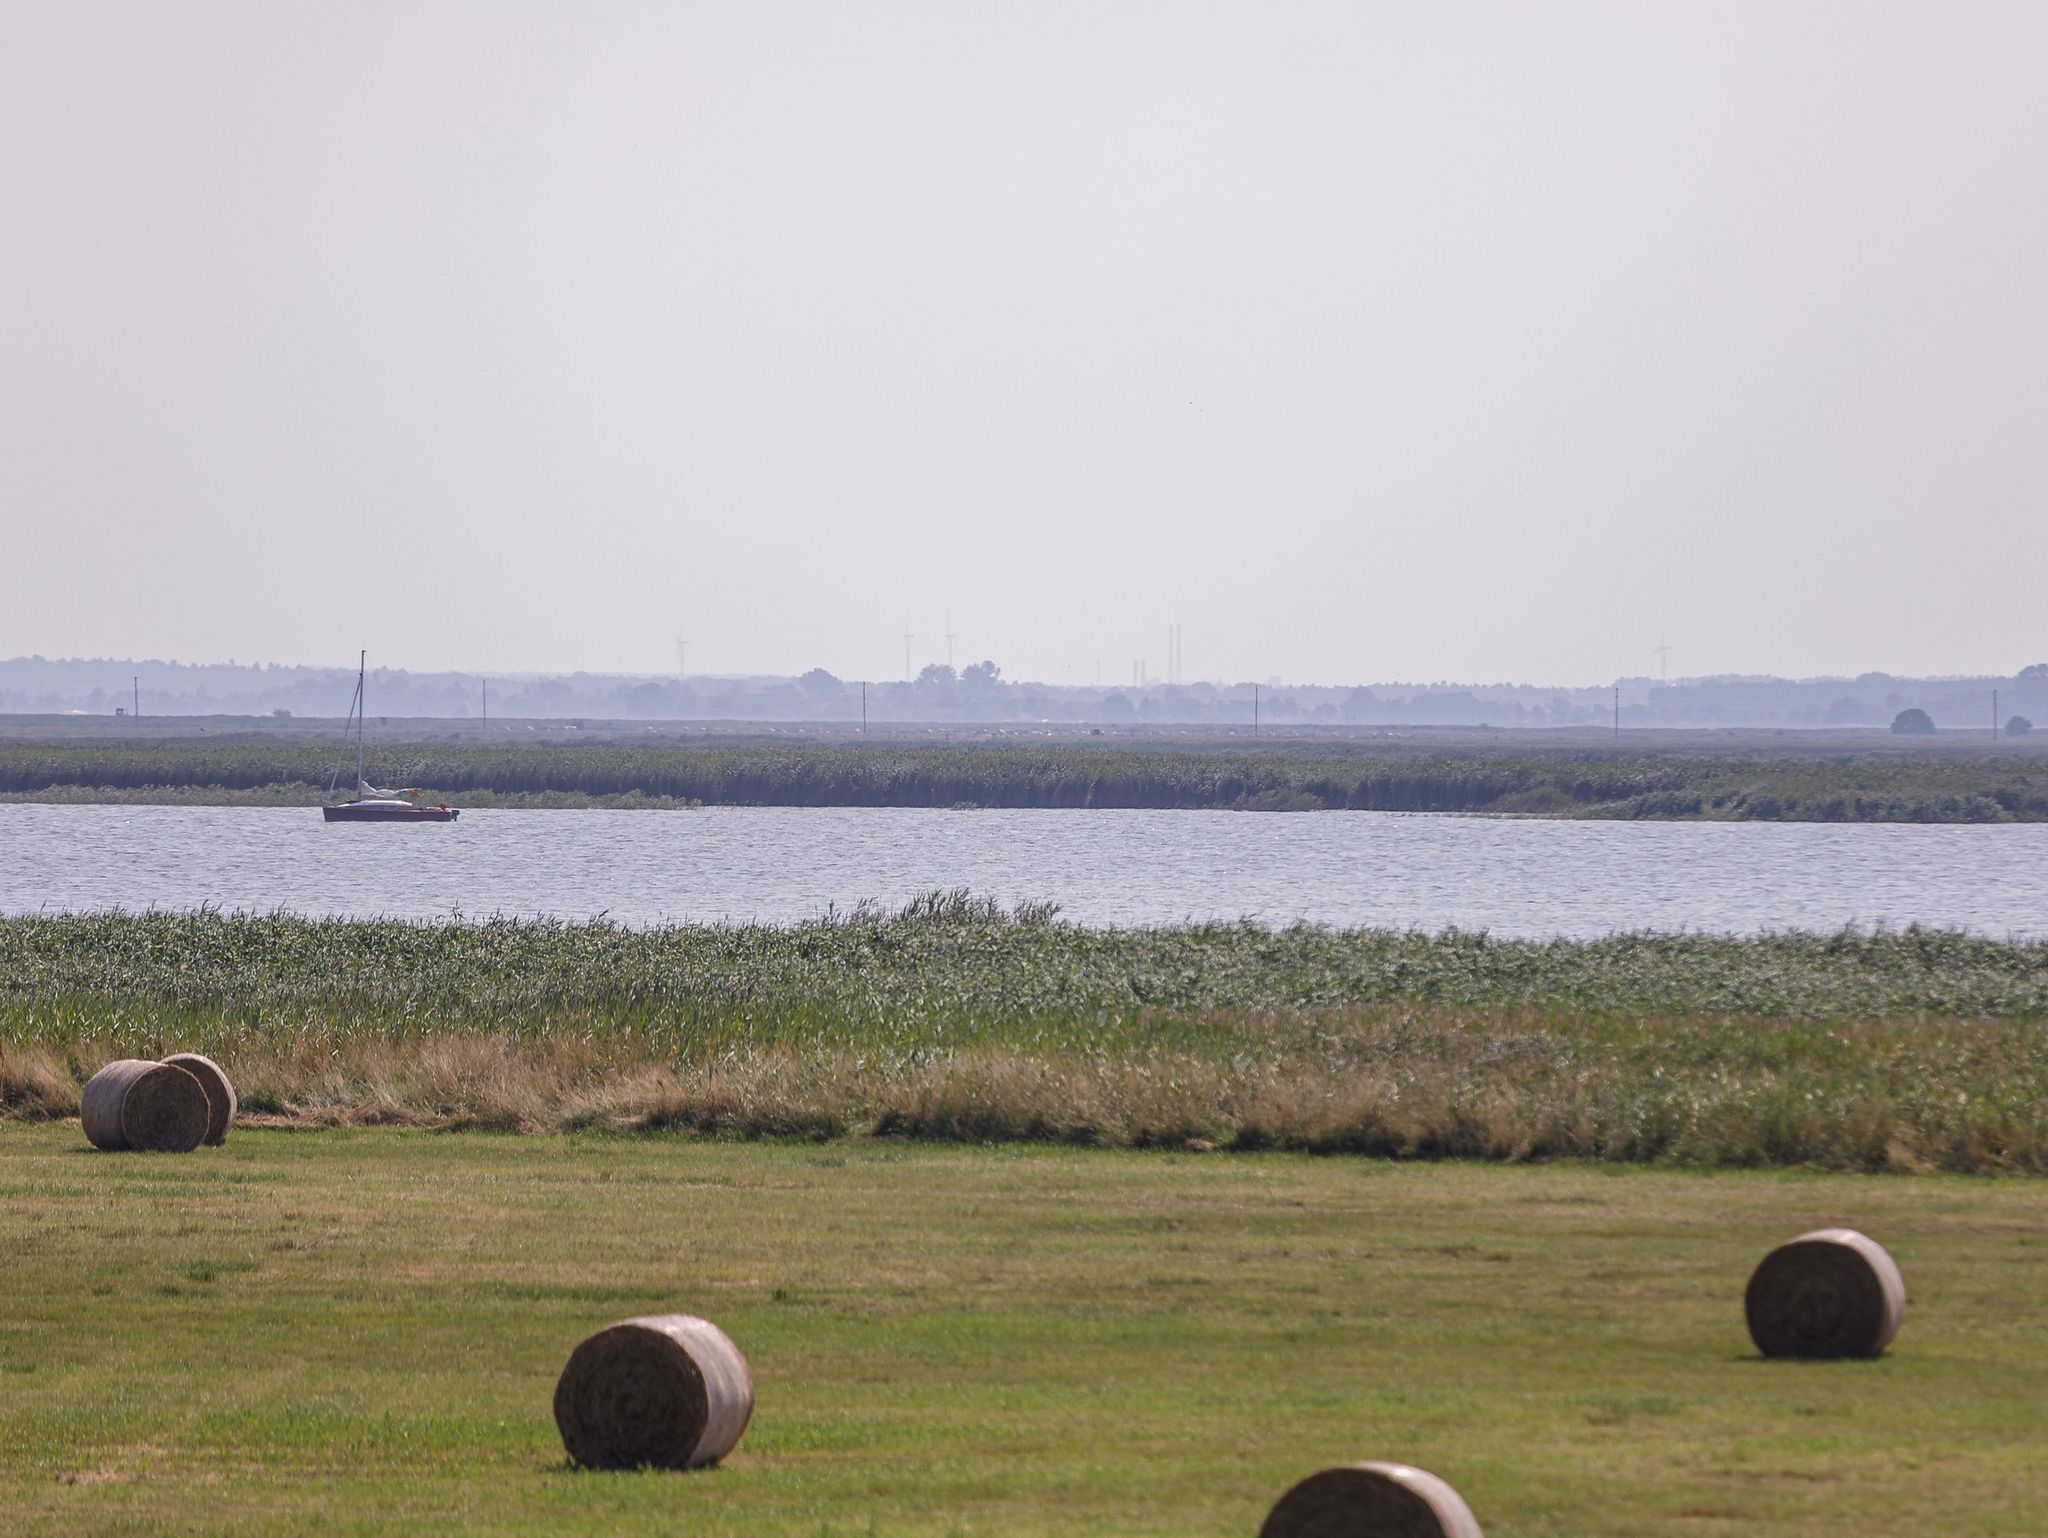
3, 2, 2044, 689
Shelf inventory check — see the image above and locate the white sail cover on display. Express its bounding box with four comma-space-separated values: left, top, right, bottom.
359, 780, 421, 802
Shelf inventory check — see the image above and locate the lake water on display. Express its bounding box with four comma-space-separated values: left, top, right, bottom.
1, 804, 2044, 938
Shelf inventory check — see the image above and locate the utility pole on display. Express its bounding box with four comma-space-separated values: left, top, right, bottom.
673, 635, 689, 681
1254, 683, 1260, 737
132, 676, 139, 719
1613, 685, 1620, 741
1994, 688, 2000, 740
481, 678, 488, 728
861, 681, 867, 734
903, 632, 914, 681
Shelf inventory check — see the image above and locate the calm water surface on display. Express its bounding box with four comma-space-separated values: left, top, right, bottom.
1, 804, 2044, 937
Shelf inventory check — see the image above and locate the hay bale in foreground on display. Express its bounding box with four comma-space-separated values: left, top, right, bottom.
1745, 1227, 1905, 1359
1261, 1461, 1485, 1538
553, 1314, 753, 1470
80, 1059, 210, 1153
160, 1052, 236, 1145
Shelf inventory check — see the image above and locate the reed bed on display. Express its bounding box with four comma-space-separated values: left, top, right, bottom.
4, 738, 2047, 818
4, 899, 2047, 1170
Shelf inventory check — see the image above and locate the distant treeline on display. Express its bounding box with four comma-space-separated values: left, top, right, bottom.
6, 654, 2048, 730
4, 739, 2048, 820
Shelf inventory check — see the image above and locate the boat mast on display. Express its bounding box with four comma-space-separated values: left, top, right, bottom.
325, 652, 366, 804
356, 650, 366, 794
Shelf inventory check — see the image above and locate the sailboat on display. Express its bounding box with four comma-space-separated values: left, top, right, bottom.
322, 651, 460, 823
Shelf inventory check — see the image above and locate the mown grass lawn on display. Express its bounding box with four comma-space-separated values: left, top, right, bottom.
1, 1126, 2042, 1536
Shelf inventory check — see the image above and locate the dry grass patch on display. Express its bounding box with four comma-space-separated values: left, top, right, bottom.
5, 1022, 2042, 1173
0, 1044, 75, 1118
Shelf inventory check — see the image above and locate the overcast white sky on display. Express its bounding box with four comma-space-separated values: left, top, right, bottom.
3, 1, 2044, 687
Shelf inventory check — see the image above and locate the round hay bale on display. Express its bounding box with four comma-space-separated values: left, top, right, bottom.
1745, 1228, 1905, 1360
1261, 1461, 1485, 1538
553, 1314, 753, 1470
161, 1052, 236, 1145
80, 1059, 210, 1153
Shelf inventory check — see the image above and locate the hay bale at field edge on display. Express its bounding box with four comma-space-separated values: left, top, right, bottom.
161, 1052, 236, 1144
80, 1059, 210, 1153
1745, 1227, 1906, 1359
1261, 1460, 1485, 1538
553, 1314, 753, 1470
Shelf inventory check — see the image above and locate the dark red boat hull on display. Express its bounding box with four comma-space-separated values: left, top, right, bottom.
323, 804, 460, 823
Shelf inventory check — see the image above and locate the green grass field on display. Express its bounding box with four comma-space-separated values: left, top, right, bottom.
1, 1126, 2042, 1536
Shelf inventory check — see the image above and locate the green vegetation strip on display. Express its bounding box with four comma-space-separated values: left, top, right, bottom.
5, 737, 2048, 818
0, 1129, 2043, 1536
5, 902, 2047, 1170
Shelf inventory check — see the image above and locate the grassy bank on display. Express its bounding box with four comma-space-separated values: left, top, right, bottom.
0, 783, 702, 810
2, 1128, 2044, 1536
5, 902, 2046, 1170
4, 736, 2048, 818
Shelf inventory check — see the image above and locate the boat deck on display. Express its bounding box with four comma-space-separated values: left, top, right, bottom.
322, 801, 459, 823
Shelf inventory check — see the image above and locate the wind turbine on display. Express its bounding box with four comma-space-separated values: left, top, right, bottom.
1653, 639, 1672, 683
673, 632, 690, 681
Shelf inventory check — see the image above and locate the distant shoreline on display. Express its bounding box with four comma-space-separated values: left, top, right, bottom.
3, 786, 2045, 822
1, 732, 2046, 821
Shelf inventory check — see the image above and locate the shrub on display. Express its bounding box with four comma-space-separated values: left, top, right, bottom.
1891, 708, 1936, 736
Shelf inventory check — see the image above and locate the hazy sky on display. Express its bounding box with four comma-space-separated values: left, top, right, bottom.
4, 2, 2044, 687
